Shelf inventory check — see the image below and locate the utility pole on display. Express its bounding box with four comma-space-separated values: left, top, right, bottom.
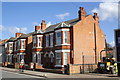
115, 29, 120, 76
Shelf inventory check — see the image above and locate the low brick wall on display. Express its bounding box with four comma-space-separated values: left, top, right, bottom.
67, 64, 97, 74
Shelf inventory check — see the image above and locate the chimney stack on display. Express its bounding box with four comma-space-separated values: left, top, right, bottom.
16, 33, 23, 38
78, 7, 86, 20
41, 20, 46, 30
35, 25, 40, 31
93, 13, 99, 23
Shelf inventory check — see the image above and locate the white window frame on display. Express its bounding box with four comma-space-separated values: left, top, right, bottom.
56, 31, 62, 45
64, 52, 68, 65
46, 34, 49, 47
21, 39, 25, 49
64, 31, 68, 44
50, 33, 53, 47
56, 52, 62, 65
55, 50, 70, 67
37, 35, 43, 48
9, 42, 13, 51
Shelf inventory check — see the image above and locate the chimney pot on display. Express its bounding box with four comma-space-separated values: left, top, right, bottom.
16, 33, 23, 38
35, 25, 40, 31
78, 7, 86, 20
41, 20, 46, 30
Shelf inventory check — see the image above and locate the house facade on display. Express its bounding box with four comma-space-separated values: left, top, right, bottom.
2, 7, 106, 73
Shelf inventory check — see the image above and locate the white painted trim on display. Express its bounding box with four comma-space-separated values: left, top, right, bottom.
19, 49, 25, 50
55, 29, 69, 32
8, 42, 13, 44
55, 65, 64, 67
55, 44, 70, 46
20, 39, 26, 41
55, 50, 70, 52
36, 35, 43, 37
45, 34, 49, 36
49, 33, 54, 35
17, 53, 26, 55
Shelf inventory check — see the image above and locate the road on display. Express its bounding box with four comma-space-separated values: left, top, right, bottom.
1, 70, 44, 79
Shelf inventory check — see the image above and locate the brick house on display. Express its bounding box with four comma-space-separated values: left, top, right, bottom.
31, 7, 106, 71
2, 7, 106, 73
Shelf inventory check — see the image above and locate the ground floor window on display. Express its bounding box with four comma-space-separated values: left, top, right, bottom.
37, 53, 41, 65
32, 52, 36, 63
9, 55, 12, 63
56, 52, 62, 65
64, 52, 68, 65
17, 55, 20, 63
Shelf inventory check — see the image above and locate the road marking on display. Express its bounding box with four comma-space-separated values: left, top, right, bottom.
2, 70, 44, 78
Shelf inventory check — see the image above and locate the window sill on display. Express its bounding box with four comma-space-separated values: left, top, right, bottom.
55, 65, 64, 67
55, 44, 70, 46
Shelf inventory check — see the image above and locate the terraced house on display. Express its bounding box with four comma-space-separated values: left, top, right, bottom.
2, 7, 106, 74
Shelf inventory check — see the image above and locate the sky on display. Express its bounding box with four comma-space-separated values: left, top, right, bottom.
0, 2, 119, 46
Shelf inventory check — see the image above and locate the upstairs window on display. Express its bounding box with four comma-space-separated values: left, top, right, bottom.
50, 34, 53, 47
33, 36, 36, 48
9, 43, 13, 50
38, 37, 42, 47
46, 35, 49, 47
18, 40, 20, 50
21, 40, 25, 49
56, 32, 61, 45
64, 31, 68, 44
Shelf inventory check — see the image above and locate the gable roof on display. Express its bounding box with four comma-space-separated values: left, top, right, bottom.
7, 37, 16, 42
44, 18, 80, 33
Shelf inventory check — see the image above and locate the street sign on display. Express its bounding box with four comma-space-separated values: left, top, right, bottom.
115, 29, 120, 76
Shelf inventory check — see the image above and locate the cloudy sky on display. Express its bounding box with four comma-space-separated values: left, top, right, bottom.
0, 1, 119, 46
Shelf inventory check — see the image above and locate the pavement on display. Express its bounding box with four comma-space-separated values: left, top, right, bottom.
1, 67, 120, 79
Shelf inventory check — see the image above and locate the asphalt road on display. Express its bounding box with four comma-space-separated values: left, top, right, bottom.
1, 70, 44, 78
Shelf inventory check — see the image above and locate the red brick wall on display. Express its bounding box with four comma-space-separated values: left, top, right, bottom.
72, 15, 106, 64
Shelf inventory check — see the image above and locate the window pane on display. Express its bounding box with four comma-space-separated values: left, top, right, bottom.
64, 52, 68, 65
56, 32, 61, 45
50, 34, 53, 46
38, 53, 41, 65
64, 31, 68, 43
56, 53, 61, 65
56, 59, 61, 65
46, 35, 49, 47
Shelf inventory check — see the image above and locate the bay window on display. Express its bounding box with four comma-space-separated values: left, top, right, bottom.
9, 43, 13, 50
37, 52, 41, 65
33, 36, 36, 48
56, 32, 61, 45
64, 52, 68, 65
10, 55, 12, 63
56, 53, 61, 65
50, 33, 53, 47
64, 31, 68, 44
38, 37, 42, 47
32, 52, 36, 63
21, 40, 25, 49
46, 35, 49, 47
18, 40, 20, 50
